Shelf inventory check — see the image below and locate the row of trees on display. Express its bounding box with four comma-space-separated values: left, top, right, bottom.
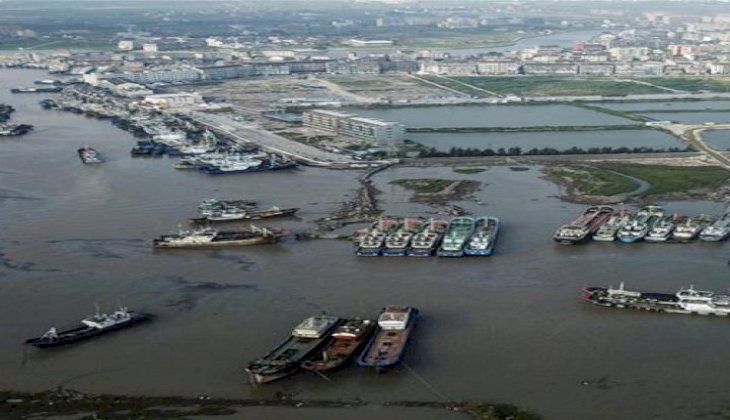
418, 146, 691, 158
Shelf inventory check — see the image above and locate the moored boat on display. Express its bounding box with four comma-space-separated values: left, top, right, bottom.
300, 319, 375, 373
645, 214, 677, 242
190, 207, 299, 223
382, 218, 424, 256
407, 219, 449, 257
356, 306, 418, 371
437, 217, 476, 257
592, 209, 631, 242
356, 219, 399, 256
153, 226, 284, 248
77, 146, 102, 164
25, 307, 151, 348
616, 205, 663, 243
246, 315, 342, 384
672, 215, 712, 241
464, 216, 500, 256
553, 206, 613, 245
699, 212, 730, 242
581, 283, 730, 316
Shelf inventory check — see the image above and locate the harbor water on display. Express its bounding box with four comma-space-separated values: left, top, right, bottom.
1, 69, 730, 420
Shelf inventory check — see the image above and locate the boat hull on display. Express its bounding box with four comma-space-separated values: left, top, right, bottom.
153, 236, 278, 248
381, 248, 408, 256
464, 248, 494, 256
436, 249, 465, 257
355, 248, 382, 256
406, 248, 435, 257
25, 313, 152, 348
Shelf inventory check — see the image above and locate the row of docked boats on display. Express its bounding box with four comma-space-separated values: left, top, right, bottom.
190, 198, 298, 224
581, 283, 730, 317
554, 205, 730, 244
173, 151, 298, 174
247, 306, 418, 384
355, 216, 500, 257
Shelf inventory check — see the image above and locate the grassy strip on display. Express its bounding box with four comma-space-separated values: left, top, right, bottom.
550, 166, 639, 196
629, 77, 730, 92
603, 164, 730, 196
407, 124, 648, 133
449, 76, 665, 97
572, 103, 649, 122
420, 76, 491, 98
390, 178, 456, 194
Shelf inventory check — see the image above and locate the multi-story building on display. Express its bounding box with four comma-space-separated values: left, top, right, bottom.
522, 63, 578, 75
578, 63, 615, 75
476, 59, 521, 75
105, 66, 202, 84
338, 117, 405, 146
302, 110, 353, 134
143, 93, 202, 108
303, 109, 404, 145
325, 61, 380, 75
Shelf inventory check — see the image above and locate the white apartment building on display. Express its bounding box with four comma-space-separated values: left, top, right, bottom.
303, 109, 404, 145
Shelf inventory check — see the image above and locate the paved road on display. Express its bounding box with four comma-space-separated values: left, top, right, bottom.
662, 123, 730, 170
191, 112, 393, 168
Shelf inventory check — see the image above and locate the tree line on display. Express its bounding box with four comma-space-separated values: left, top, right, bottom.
417, 146, 691, 158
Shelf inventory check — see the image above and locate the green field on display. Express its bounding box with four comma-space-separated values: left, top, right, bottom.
449, 76, 665, 97
419, 76, 494, 98
390, 178, 456, 194
551, 164, 730, 198
550, 166, 639, 196
604, 164, 730, 196
633, 77, 730, 93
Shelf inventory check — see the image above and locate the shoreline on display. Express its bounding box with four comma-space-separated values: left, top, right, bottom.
0, 389, 540, 420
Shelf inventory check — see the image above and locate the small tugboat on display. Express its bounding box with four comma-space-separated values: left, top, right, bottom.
246, 315, 342, 384
581, 283, 730, 316
407, 219, 449, 257
153, 226, 285, 248
464, 216, 500, 256
616, 205, 664, 243
300, 318, 375, 373
77, 146, 102, 164
437, 217, 476, 257
357, 306, 418, 371
700, 212, 730, 242
382, 218, 424, 257
672, 215, 712, 241
645, 215, 677, 242
356, 219, 399, 256
25, 307, 151, 348
553, 206, 613, 245
190, 206, 299, 224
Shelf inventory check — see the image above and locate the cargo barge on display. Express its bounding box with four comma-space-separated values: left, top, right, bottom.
153, 226, 284, 248
246, 316, 342, 384
356, 306, 418, 371
553, 206, 613, 245
581, 283, 730, 316
464, 216, 500, 256
26, 307, 151, 348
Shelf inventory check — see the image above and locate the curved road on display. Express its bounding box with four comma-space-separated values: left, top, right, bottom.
662, 123, 730, 170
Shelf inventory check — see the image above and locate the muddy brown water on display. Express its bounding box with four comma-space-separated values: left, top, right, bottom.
1, 69, 730, 420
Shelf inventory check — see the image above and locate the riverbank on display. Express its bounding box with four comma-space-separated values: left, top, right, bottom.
0, 389, 540, 420
544, 163, 730, 204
